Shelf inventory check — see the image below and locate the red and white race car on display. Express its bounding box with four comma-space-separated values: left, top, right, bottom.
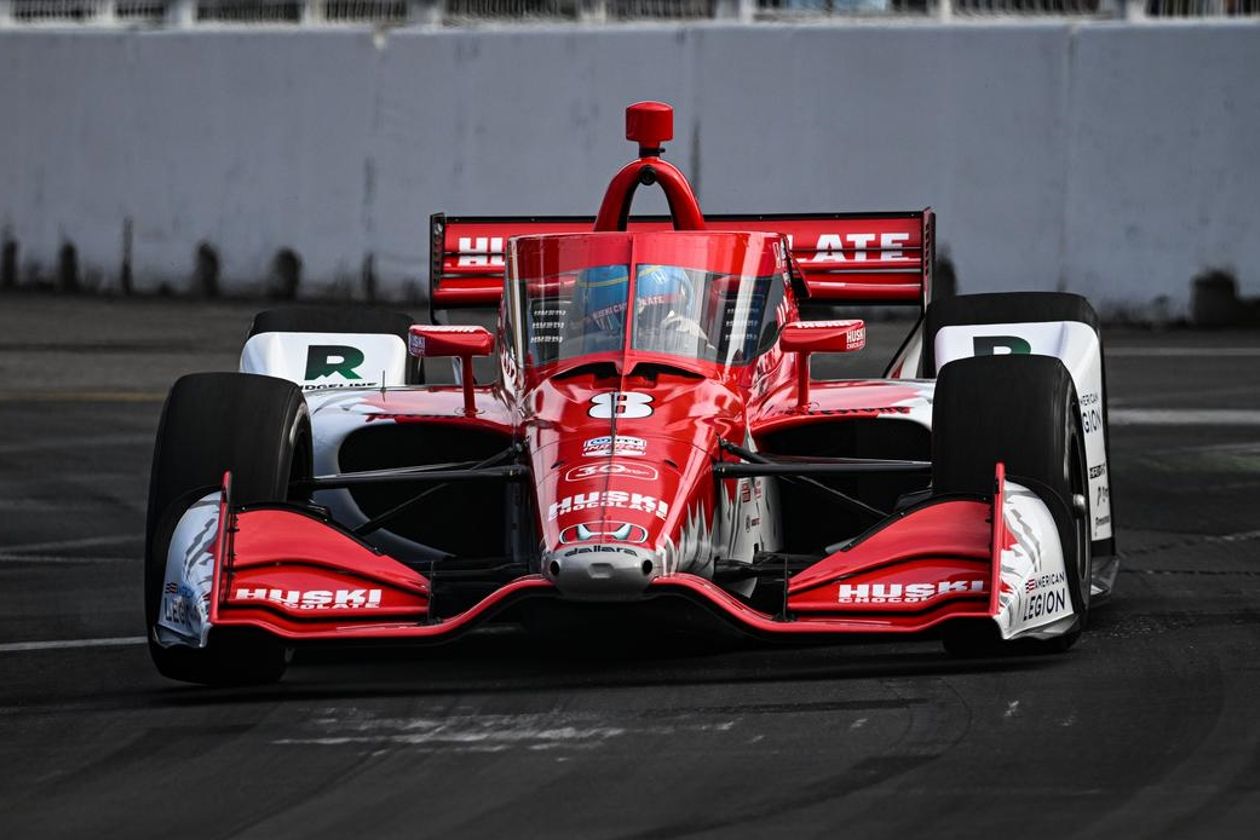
146, 102, 1116, 684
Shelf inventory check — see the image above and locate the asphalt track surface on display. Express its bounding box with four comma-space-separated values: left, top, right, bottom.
2, 294, 1259, 839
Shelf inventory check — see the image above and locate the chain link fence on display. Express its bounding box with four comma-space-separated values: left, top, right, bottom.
0, 0, 1255, 26
1143, 0, 1258, 13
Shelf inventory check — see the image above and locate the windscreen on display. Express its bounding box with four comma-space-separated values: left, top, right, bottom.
521, 264, 785, 368
631, 266, 783, 366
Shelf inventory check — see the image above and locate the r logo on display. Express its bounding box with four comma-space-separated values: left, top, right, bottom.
589, 392, 654, 419
305, 345, 365, 381
973, 335, 1032, 356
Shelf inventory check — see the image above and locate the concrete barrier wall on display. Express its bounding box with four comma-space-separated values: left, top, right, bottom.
1, 23, 1257, 312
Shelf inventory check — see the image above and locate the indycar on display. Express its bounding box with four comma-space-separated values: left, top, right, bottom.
146, 102, 1117, 684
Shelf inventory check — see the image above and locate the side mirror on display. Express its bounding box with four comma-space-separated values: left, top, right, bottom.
779, 320, 866, 410
408, 325, 494, 415
408, 325, 494, 359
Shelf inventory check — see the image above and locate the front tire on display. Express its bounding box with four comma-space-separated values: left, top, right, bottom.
932, 354, 1091, 656
145, 373, 312, 685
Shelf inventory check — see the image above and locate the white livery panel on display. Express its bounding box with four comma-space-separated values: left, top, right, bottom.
240, 331, 409, 391
154, 493, 220, 650
995, 479, 1077, 641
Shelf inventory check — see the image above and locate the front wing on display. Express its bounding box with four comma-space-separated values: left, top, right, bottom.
153, 465, 1076, 649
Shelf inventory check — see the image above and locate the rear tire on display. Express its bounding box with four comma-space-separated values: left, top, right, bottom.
145, 373, 313, 685
923, 292, 1100, 377
933, 355, 1091, 657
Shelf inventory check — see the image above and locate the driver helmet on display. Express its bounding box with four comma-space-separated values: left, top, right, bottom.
635, 264, 692, 320
573, 265, 630, 334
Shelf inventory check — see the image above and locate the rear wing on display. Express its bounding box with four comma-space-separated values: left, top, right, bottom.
429, 211, 934, 311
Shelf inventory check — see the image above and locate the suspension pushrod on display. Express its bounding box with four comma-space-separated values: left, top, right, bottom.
714, 461, 930, 477
300, 465, 526, 490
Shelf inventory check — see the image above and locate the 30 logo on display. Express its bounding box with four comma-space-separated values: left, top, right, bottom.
589, 392, 653, 419
564, 462, 658, 482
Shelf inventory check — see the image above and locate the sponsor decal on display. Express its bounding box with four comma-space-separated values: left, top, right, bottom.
549, 492, 668, 521
456, 236, 505, 267
408, 333, 425, 357
582, 435, 647, 457
563, 462, 658, 483
806, 232, 912, 263
972, 335, 1032, 356
837, 579, 986, 604
588, 391, 654, 419
782, 405, 912, 418
1025, 571, 1066, 593
234, 587, 383, 610
162, 581, 200, 627
559, 521, 649, 545
1088, 463, 1107, 480
1080, 391, 1103, 434
1022, 587, 1067, 622
162, 591, 194, 626
558, 545, 642, 559
304, 345, 365, 381
302, 382, 378, 391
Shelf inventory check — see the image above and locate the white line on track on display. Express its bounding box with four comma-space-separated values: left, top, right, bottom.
0, 392, 165, 403
1110, 384, 1260, 406
1107, 347, 1260, 358
1110, 409, 1260, 426
0, 636, 146, 654
1209, 529, 1260, 544
0, 535, 140, 554
0, 553, 134, 565
0, 433, 151, 456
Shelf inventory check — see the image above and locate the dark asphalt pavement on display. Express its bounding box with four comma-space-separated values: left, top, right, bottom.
1, 295, 1259, 839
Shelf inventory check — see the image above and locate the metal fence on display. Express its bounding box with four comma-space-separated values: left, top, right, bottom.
0, 0, 1255, 26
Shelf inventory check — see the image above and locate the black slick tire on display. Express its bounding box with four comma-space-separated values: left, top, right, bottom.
932, 354, 1091, 657
145, 372, 313, 685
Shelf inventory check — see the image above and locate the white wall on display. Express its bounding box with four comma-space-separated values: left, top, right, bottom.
1, 23, 1257, 312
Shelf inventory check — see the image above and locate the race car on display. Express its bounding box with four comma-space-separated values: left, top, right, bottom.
145, 101, 1117, 684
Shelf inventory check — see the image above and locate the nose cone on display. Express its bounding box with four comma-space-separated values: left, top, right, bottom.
546, 539, 660, 600
541, 457, 684, 601
527, 372, 735, 600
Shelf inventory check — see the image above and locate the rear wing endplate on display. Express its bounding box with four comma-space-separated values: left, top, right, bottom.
429, 211, 934, 311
